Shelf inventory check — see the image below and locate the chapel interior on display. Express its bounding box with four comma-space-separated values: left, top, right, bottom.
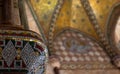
0, 0, 120, 74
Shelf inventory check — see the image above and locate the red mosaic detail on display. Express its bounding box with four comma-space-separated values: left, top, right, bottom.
22, 61, 26, 68
15, 41, 23, 47
0, 40, 5, 46
17, 42, 21, 45
34, 43, 44, 51
0, 41, 3, 45
10, 61, 14, 68
3, 61, 8, 67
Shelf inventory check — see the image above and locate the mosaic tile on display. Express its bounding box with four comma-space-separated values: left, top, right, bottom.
52, 29, 112, 69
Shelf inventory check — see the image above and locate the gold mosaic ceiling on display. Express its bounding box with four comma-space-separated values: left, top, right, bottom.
30, 0, 120, 39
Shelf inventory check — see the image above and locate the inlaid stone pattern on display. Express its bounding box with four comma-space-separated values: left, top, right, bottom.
0, 29, 47, 74
53, 29, 112, 69
0, 39, 46, 71
21, 42, 37, 68
0, 40, 47, 74
2, 40, 17, 67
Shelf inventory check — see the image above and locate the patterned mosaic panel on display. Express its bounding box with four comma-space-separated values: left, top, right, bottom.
2, 40, 17, 67
0, 30, 47, 74
21, 42, 37, 68
53, 29, 114, 69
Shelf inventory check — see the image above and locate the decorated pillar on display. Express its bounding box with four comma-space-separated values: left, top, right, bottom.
0, 0, 48, 74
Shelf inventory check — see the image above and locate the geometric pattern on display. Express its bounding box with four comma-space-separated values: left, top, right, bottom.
15, 40, 23, 47
30, 56, 46, 74
53, 29, 113, 69
0, 39, 47, 74
0, 29, 43, 42
2, 40, 17, 67
21, 42, 37, 68
0, 29, 47, 74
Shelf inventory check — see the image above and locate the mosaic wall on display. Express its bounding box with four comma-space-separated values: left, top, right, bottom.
52, 29, 113, 69
0, 29, 47, 74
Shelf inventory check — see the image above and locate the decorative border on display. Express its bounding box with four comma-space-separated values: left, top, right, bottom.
48, 0, 64, 54
80, 0, 120, 67
0, 29, 42, 42
53, 28, 104, 47
106, 2, 120, 54
0, 36, 46, 52
60, 62, 115, 70
105, 2, 120, 67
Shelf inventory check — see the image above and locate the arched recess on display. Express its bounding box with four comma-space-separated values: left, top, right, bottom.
106, 3, 120, 53
106, 3, 120, 67
52, 28, 113, 70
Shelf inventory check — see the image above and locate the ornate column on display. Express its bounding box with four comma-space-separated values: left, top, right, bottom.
0, 0, 48, 74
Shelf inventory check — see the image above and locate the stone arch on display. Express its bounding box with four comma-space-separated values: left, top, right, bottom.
106, 2, 120, 52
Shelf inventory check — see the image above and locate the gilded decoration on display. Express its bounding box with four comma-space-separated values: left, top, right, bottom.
89, 0, 120, 32
29, 0, 120, 40
1, 0, 120, 73
30, 0, 58, 38
28, 0, 120, 69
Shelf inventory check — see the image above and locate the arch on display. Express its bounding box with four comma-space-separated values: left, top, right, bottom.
52, 28, 113, 69
106, 2, 120, 52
